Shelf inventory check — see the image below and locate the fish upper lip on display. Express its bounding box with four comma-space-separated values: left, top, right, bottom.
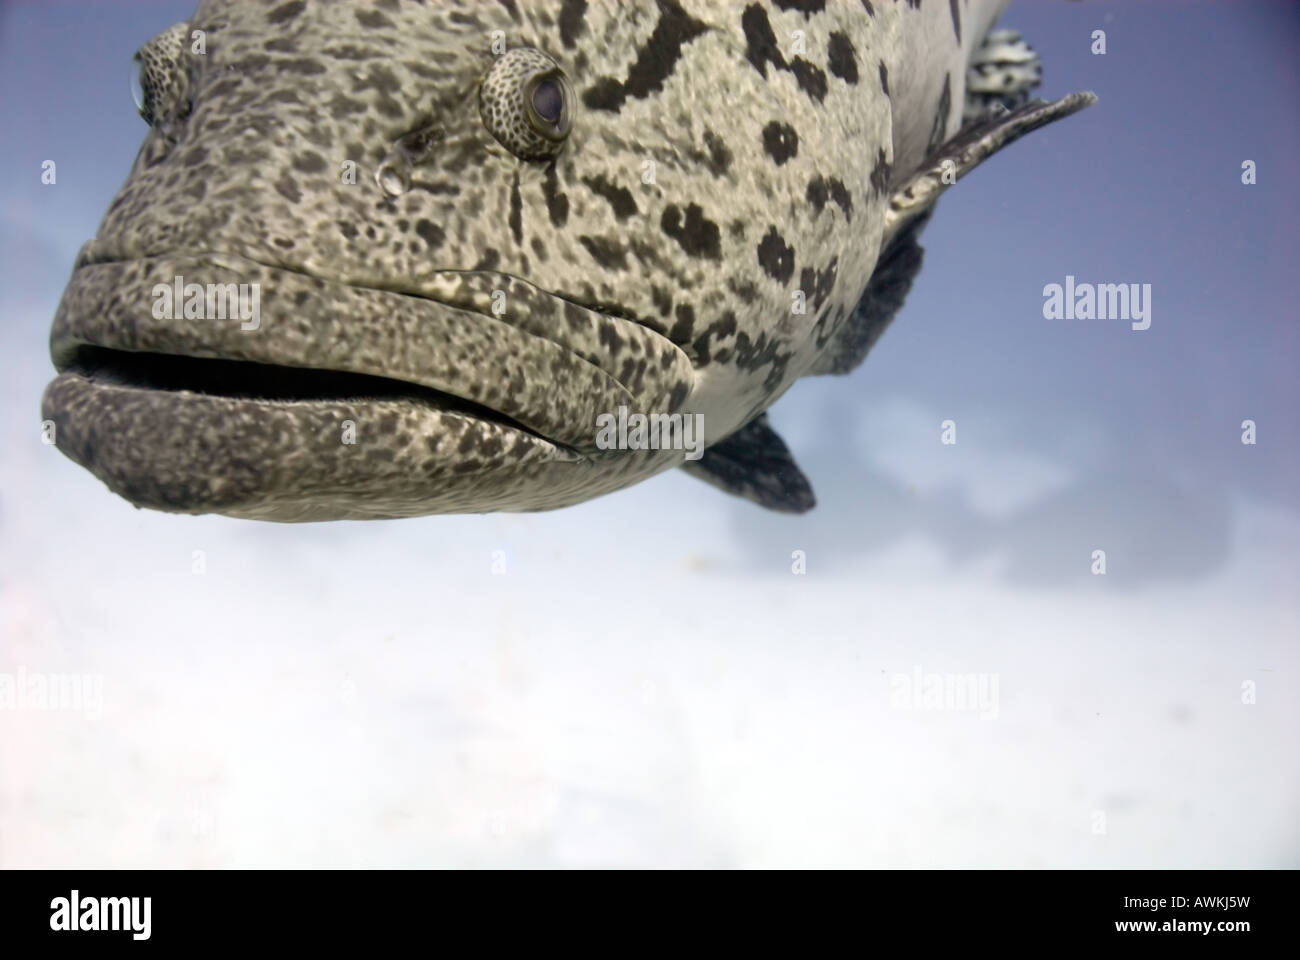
71, 242, 682, 362
49, 249, 692, 452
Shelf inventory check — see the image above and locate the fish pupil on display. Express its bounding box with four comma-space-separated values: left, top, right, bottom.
532, 80, 563, 124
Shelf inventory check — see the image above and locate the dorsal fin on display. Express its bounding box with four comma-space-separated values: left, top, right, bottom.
679, 414, 815, 513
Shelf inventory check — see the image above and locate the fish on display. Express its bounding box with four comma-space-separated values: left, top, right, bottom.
41, 0, 1095, 521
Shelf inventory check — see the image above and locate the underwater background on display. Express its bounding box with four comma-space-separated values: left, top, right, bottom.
1, 1, 1296, 866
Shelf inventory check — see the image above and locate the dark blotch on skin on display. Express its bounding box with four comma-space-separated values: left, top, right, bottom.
582, 0, 708, 111
870, 147, 891, 195
806, 176, 828, 212
806, 175, 853, 219
542, 164, 569, 227
879, 61, 889, 96
412, 180, 460, 197
800, 257, 838, 310
651, 286, 673, 317
582, 78, 623, 111
757, 226, 795, 284
774, 0, 827, 12
326, 94, 367, 118
579, 236, 628, 270
789, 58, 828, 102
827, 32, 858, 84
274, 173, 301, 203
669, 303, 696, 342
292, 151, 327, 174
558, 0, 588, 48
691, 311, 737, 364
415, 219, 445, 251
236, 54, 271, 72
761, 121, 799, 165
629, 238, 663, 268
733, 330, 791, 391
267, 1, 305, 26
741, 7, 828, 103
582, 175, 638, 220
742, 4, 784, 77
598, 320, 626, 356
729, 279, 758, 304
278, 58, 327, 76
702, 130, 733, 176
661, 203, 722, 260
509, 174, 523, 245
827, 178, 853, 221
355, 9, 394, 29
949, 0, 962, 44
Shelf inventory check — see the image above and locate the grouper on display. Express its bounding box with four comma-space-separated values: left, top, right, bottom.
41, 0, 1095, 521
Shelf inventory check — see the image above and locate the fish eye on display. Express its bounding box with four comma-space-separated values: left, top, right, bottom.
479, 48, 575, 160
129, 23, 192, 131
130, 52, 152, 124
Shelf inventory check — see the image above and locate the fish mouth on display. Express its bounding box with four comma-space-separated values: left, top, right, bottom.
59, 345, 563, 441
42, 251, 694, 520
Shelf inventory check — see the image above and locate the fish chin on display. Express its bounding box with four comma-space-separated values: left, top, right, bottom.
41, 371, 586, 521
40, 251, 691, 520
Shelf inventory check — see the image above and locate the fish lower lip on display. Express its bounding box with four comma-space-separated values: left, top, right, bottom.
41, 370, 583, 521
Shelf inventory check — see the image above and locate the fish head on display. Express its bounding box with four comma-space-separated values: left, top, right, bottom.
43, 0, 1058, 520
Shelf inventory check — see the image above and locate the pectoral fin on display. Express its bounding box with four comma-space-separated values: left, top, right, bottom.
681, 414, 815, 513
885, 91, 1097, 245
809, 209, 930, 377
812, 90, 1096, 378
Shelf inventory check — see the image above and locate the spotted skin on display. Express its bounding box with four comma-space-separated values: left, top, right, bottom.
43, 0, 1092, 520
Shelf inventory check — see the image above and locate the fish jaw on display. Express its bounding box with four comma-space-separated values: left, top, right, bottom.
42, 250, 696, 520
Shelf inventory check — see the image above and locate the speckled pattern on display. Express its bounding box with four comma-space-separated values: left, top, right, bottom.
41, 0, 1092, 520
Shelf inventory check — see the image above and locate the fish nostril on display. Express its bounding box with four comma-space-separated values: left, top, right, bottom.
375, 124, 446, 198
375, 160, 411, 198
